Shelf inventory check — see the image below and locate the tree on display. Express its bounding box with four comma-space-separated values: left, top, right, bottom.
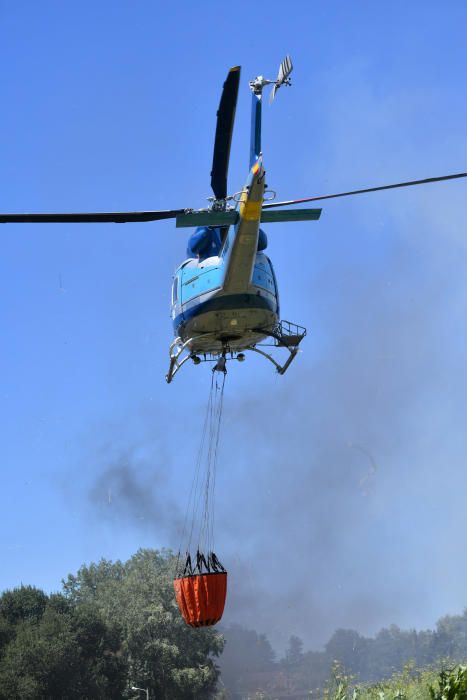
63, 548, 224, 699
433, 611, 467, 661
0, 590, 127, 699
325, 628, 368, 679
218, 623, 276, 695
285, 635, 304, 666
0, 585, 48, 625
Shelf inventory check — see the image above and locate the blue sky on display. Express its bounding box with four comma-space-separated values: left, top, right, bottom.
1, 1, 467, 650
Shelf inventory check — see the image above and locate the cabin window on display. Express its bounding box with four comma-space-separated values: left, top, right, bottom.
172, 276, 179, 304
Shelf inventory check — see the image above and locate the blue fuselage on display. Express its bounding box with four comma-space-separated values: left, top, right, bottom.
169, 156, 282, 354
171, 233, 279, 354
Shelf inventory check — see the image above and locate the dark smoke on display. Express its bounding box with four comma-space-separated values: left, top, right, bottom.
88, 450, 183, 542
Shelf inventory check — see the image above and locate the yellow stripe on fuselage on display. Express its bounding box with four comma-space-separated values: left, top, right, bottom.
240, 199, 262, 221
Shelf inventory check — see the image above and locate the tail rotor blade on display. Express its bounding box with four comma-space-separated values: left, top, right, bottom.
210, 66, 241, 200
270, 55, 293, 103
277, 55, 293, 85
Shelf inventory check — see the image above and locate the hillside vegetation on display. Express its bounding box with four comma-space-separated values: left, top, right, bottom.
1, 548, 467, 699
322, 663, 467, 700
220, 608, 467, 698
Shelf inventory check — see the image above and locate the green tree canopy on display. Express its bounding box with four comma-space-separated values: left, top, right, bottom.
63, 548, 224, 699
0, 585, 48, 625
0, 591, 126, 699
0, 550, 224, 699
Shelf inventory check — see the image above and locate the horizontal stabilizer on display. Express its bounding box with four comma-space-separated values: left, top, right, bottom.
260, 208, 321, 223
176, 211, 239, 228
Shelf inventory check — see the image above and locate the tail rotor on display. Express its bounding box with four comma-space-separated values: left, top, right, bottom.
270, 55, 293, 103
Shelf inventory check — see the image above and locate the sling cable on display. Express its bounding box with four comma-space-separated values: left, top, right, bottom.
174, 361, 228, 627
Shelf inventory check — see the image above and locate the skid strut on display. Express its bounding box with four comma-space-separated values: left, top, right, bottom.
166, 333, 216, 384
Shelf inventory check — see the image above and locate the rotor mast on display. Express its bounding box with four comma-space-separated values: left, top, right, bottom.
248, 78, 264, 168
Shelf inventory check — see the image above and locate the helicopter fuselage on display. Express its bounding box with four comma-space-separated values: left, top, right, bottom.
171, 250, 279, 354
171, 159, 279, 355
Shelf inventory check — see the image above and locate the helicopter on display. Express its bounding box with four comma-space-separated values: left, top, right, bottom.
1, 57, 466, 383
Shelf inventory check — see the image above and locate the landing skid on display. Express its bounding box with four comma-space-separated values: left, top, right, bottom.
166, 333, 216, 384
165, 320, 306, 383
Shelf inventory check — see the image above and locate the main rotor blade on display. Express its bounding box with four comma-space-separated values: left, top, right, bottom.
210, 66, 241, 200
0, 209, 186, 223
262, 171, 467, 209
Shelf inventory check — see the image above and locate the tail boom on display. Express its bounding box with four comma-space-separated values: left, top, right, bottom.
222, 159, 265, 293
